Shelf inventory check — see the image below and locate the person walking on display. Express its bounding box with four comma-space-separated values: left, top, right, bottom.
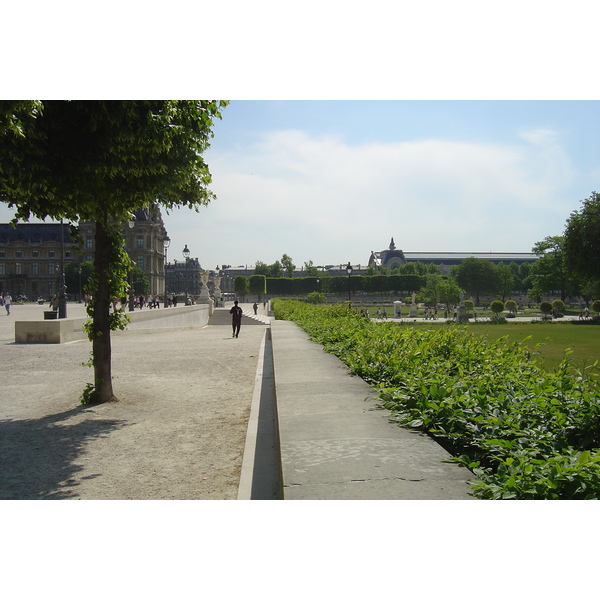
4, 292, 11, 315
253, 302, 258, 315
230, 300, 243, 338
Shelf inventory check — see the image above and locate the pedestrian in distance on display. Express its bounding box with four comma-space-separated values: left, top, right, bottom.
4, 292, 11, 315
253, 302, 258, 315
230, 300, 243, 338
49, 294, 59, 312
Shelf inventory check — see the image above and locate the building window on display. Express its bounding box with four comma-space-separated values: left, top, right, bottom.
48, 263, 56, 275
0, 251, 5, 257
32, 262, 39, 275
15, 263, 22, 275
65, 250, 71, 257
48, 282, 56, 295
32, 250, 39, 257
86, 237, 93, 249
86, 255, 93, 261
0, 263, 4, 275
137, 255, 144, 270
137, 236, 144, 248
16, 250, 22, 258
48, 250, 55, 258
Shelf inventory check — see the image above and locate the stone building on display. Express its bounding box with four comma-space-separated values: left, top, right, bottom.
0, 222, 75, 299
1, 206, 169, 299
166, 245, 204, 297
369, 238, 538, 275
82, 206, 169, 296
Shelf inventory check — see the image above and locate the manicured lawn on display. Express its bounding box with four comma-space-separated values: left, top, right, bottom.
395, 320, 600, 374
471, 322, 600, 374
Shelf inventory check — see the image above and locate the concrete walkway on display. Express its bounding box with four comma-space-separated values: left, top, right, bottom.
269, 319, 476, 499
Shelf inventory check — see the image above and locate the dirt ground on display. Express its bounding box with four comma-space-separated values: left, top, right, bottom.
0, 303, 266, 500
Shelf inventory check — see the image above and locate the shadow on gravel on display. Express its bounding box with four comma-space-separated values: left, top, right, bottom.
0, 406, 127, 500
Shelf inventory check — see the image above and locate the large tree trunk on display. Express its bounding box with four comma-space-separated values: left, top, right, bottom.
91, 219, 118, 403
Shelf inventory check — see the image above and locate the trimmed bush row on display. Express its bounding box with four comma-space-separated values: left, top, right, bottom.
272, 299, 600, 499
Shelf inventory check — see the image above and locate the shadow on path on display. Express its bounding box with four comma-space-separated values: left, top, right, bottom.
0, 406, 128, 499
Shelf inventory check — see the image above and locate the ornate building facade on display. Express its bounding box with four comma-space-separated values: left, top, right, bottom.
0, 222, 75, 298
165, 244, 204, 297
1, 206, 169, 299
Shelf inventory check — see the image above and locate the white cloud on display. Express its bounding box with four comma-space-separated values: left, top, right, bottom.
0, 127, 580, 268
199, 129, 577, 263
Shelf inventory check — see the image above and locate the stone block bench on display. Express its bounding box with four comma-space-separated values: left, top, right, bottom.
14, 304, 213, 344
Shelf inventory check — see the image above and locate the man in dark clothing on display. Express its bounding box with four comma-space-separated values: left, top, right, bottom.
230, 300, 243, 338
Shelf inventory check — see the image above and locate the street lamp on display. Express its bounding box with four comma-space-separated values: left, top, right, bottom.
182, 244, 190, 303
58, 219, 67, 318
163, 234, 171, 308
346, 262, 353, 307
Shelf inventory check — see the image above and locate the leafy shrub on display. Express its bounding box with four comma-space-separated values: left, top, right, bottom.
274, 299, 600, 499
505, 299, 517, 314
540, 301, 553, 316
490, 300, 504, 317
552, 299, 565, 313
306, 291, 327, 304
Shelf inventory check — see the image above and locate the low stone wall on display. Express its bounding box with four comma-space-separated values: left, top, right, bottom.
14, 304, 213, 344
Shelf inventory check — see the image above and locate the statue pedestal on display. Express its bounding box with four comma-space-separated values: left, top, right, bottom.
409, 304, 418, 317
457, 306, 469, 322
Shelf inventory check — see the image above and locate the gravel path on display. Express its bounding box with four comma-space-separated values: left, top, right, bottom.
0, 303, 266, 499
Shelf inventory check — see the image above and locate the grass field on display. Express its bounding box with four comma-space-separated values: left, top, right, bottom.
357, 303, 600, 374
393, 320, 600, 375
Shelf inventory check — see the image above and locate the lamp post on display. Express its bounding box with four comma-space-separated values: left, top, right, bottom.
58, 219, 67, 318
182, 244, 190, 303
346, 262, 353, 308
163, 234, 170, 308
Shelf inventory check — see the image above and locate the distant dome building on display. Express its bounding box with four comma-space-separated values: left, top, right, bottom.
369, 237, 538, 275
369, 238, 407, 272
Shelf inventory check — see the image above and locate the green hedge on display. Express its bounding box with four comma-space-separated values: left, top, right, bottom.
266, 274, 424, 296
272, 299, 600, 499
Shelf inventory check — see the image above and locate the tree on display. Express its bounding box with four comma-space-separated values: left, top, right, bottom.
421, 273, 443, 306
438, 278, 462, 309
0, 100, 227, 404
490, 300, 505, 319
281, 254, 295, 278
269, 260, 283, 278
528, 236, 578, 302
564, 191, 600, 282
303, 260, 319, 277
495, 262, 514, 301
254, 261, 270, 277
451, 258, 500, 305
540, 300, 553, 319
505, 299, 517, 314
0, 101, 43, 136
249, 274, 267, 301
234, 275, 249, 299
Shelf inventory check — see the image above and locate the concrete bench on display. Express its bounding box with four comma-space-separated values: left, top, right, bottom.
14, 304, 213, 344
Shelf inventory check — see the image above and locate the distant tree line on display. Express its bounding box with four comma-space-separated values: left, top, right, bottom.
240, 195, 600, 307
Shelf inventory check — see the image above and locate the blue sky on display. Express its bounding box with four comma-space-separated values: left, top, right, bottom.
2, 101, 599, 272
161, 100, 600, 270
3, 3, 600, 273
